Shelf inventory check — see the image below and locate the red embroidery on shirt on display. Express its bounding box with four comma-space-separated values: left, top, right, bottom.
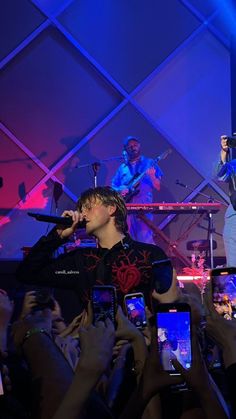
112, 250, 151, 293
83, 252, 101, 271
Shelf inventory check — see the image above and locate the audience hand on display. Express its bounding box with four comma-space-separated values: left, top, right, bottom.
78, 318, 115, 376
59, 301, 93, 338
140, 324, 183, 401
204, 284, 236, 368
0, 289, 14, 329
0, 289, 14, 354
171, 328, 209, 393
115, 306, 144, 342
19, 290, 37, 319
152, 268, 181, 303
112, 339, 130, 358
12, 309, 52, 350
51, 299, 63, 319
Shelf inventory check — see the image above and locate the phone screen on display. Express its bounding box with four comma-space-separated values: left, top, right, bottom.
211, 268, 236, 320
156, 304, 192, 373
125, 293, 147, 329
0, 370, 4, 396
92, 286, 116, 324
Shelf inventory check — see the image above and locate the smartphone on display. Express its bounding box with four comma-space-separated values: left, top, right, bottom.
156, 303, 192, 374
152, 259, 173, 294
0, 366, 4, 396
124, 292, 147, 329
91, 285, 117, 325
211, 267, 236, 320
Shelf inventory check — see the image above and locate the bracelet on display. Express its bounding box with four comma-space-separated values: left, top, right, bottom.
22, 327, 51, 346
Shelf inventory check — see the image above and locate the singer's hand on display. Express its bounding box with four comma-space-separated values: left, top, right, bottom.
56, 210, 81, 239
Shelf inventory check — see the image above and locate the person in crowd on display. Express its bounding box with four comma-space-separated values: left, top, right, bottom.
111, 136, 163, 244
0, 289, 31, 419
1, 272, 233, 418
204, 283, 236, 418
16, 186, 168, 307
18, 290, 80, 371
0, 289, 14, 357
12, 309, 115, 419
216, 134, 236, 266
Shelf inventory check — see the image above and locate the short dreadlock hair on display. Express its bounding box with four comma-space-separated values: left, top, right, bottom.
77, 186, 128, 234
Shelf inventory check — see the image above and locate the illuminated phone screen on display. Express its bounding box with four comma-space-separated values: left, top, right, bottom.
0, 371, 4, 396
156, 308, 192, 372
125, 294, 147, 328
212, 272, 236, 320
92, 286, 116, 324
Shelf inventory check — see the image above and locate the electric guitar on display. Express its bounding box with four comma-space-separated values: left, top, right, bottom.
124, 149, 172, 203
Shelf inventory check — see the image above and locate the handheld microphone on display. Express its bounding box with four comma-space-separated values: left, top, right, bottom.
28, 212, 86, 228
176, 179, 187, 188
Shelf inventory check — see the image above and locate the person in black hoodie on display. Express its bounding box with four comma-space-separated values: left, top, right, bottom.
16, 186, 168, 307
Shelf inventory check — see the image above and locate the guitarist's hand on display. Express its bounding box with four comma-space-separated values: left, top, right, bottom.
146, 167, 160, 191
146, 167, 156, 177
120, 188, 129, 197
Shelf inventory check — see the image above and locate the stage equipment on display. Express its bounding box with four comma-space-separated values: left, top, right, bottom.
126, 202, 221, 269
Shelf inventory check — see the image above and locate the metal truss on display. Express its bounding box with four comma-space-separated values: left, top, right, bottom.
0, 0, 231, 230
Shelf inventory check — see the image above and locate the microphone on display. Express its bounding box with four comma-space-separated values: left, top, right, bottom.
122, 149, 128, 165
176, 179, 187, 188
28, 212, 86, 228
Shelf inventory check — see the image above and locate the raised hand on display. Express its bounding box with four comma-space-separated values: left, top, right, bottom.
171, 325, 229, 419
171, 328, 209, 392
19, 290, 37, 319
204, 284, 236, 368
139, 325, 183, 401
12, 309, 52, 350
115, 305, 143, 342
152, 268, 181, 304
0, 289, 14, 330
78, 318, 115, 376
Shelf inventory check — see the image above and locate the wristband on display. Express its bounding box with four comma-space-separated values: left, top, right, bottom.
22, 327, 51, 346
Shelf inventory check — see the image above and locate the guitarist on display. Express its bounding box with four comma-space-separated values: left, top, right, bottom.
111, 136, 163, 244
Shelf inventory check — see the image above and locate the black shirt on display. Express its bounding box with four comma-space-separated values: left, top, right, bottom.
16, 231, 167, 306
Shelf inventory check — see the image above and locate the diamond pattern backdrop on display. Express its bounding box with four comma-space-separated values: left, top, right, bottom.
0, 0, 233, 262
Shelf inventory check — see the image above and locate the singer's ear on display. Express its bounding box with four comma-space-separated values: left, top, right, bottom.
108, 204, 117, 216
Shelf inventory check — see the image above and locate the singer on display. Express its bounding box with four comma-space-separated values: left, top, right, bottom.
111, 136, 163, 244
16, 186, 171, 307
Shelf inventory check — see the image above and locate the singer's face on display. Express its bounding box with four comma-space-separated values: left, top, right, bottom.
80, 198, 115, 236
125, 140, 141, 160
